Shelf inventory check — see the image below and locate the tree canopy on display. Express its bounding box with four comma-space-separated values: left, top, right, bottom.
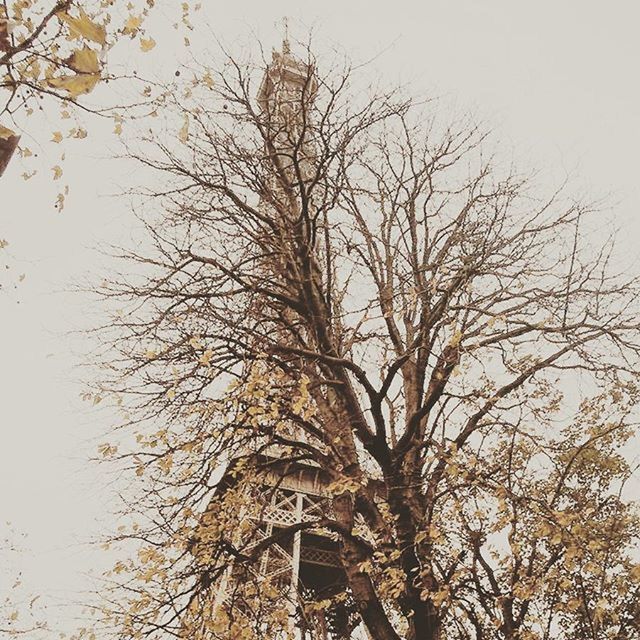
91, 41, 640, 640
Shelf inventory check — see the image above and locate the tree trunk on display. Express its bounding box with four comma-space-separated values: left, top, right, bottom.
0, 128, 19, 177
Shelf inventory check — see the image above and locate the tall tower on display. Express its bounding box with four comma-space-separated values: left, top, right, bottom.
205, 42, 371, 640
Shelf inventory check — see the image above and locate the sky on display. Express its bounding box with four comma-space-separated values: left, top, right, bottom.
1, 0, 639, 634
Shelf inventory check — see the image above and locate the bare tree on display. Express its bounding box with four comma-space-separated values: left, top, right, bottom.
94, 39, 640, 640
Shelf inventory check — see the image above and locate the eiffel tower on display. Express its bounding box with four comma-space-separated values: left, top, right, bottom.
206, 40, 372, 640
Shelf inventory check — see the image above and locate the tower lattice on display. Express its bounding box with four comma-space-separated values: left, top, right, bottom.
205, 42, 373, 640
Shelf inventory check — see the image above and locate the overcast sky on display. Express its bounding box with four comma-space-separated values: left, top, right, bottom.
1, 0, 639, 634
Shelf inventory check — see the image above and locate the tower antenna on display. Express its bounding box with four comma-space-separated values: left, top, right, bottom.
282, 16, 291, 54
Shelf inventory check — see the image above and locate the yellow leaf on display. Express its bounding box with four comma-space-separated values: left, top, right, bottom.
52, 131, 63, 143
583, 561, 600, 574
56, 192, 65, 211
594, 598, 609, 622
178, 114, 189, 143
58, 9, 106, 46
98, 442, 117, 457
68, 46, 100, 74
202, 69, 214, 88
23, 59, 41, 80
52, 165, 63, 180
123, 14, 143, 35
0, 124, 15, 140
566, 598, 581, 612
48, 73, 100, 98
140, 36, 156, 52
159, 454, 173, 474
199, 349, 213, 365
432, 589, 449, 607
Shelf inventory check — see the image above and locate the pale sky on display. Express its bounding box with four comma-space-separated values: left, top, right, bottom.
1, 0, 639, 635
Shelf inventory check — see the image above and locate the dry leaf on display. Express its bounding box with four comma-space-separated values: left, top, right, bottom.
123, 14, 143, 35
178, 114, 189, 143
68, 46, 101, 74
58, 9, 107, 46
202, 70, 214, 88
48, 73, 101, 98
56, 192, 65, 211
0, 124, 15, 140
140, 36, 156, 52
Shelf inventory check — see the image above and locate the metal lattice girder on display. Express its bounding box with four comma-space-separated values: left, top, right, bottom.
300, 546, 341, 568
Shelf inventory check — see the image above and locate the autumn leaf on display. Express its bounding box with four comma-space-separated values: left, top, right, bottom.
47, 73, 101, 99
140, 37, 156, 52
67, 46, 101, 74
199, 349, 213, 365
58, 9, 107, 46
202, 69, 214, 88
98, 442, 117, 457
52, 131, 63, 143
123, 15, 143, 35
178, 114, 189, 143
20, 58, 41, 81
0, 124, 15, 139
52, 165, 63, 180
56, 192, 65, 211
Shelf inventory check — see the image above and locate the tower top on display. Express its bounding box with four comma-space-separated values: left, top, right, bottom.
256, 38, 317, 114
